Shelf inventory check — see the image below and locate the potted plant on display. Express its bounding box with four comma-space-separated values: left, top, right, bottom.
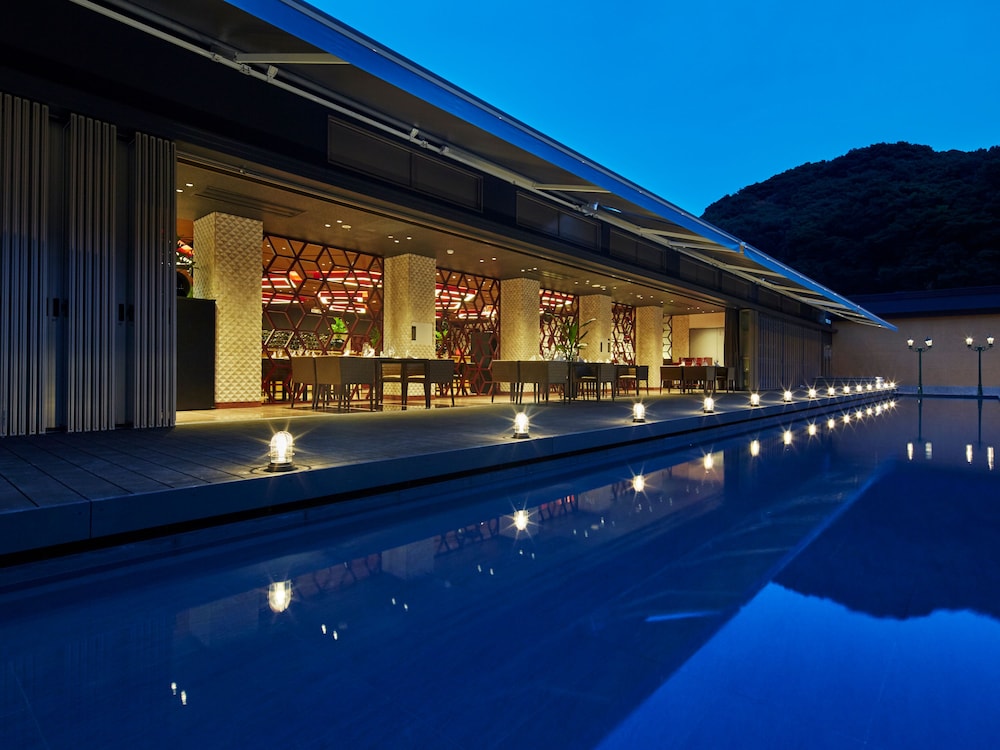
556, 317, 595, 361
329, 317, 349, 352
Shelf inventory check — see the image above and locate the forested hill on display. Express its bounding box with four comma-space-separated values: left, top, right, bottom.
700, 142, 1000, 295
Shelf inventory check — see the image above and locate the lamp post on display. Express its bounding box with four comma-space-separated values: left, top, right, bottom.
907, 337, 933, 397
965, 335, 994, 398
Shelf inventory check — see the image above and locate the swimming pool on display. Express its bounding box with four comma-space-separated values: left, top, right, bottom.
2, 397, 998, 748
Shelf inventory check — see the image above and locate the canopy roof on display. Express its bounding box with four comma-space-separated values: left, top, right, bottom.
79, 0, 893, 329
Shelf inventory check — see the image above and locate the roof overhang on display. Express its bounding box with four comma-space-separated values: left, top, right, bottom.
73, 0, 894, 330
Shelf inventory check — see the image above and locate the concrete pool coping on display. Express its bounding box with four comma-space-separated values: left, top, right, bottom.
0, 389, 895, 561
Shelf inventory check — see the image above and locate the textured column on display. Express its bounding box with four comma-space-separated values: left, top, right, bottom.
636, 305, 664, 388
673, 315, 690, 360
499, 277, 540, 360
383, 254, 437, 358
193, 212, 262, 407
579, 294, 613, 361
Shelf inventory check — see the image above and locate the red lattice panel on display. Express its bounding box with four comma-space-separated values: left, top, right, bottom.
539, 289, 578, 358
435, 267, 499, 394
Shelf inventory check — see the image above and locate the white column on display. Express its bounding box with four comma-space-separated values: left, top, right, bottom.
579, 294, 613, 361
193, 212, 262, 407
636, 305, 664, 389
499, 277, 540, 360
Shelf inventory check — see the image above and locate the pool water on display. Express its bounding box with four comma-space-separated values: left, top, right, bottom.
2, 397, 998, 749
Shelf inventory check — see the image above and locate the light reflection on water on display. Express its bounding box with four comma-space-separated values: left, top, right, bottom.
2, 397, 999, 749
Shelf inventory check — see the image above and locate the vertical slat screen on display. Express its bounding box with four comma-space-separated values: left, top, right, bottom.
132, 133, 176, 428
752, 312, 824, 390
0, 93, 48, 437
67, 114, 117, 432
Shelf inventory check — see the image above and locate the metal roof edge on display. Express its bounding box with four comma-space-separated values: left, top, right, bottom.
741, 245, 896, 330
224, 0, 889, 329
224, 0, 742, 250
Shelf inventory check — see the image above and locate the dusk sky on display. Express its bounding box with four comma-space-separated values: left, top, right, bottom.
317, 0, 999, 216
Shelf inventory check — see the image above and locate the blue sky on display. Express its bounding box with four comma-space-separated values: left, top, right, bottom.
316, 1, 999, 216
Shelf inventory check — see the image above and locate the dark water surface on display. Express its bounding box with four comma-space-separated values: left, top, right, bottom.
3, 397, 999, 748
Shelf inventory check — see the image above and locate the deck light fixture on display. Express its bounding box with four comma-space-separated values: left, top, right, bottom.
513, 412, 530, 439
782, 390, 793, 403
965, 336, 994, 397
750, 392, 761, 408
808, 387, 817, 399
827, 386, 836, 397
267, 431, 295, 471
843, 385, 851, 395
632, 402, 646, 422
703, 396, 715, 413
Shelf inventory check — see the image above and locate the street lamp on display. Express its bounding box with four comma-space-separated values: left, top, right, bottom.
965, 335, 994, 398
907, 337, 933, 397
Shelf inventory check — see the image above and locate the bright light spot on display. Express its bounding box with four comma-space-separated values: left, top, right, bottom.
268, 431, 294, 470
268, 580, 293, 613
703, 453, 714, 471
807, 423, 817, 436
180, 691, 187, 706
843, 386, 851, 395
966, 444, 974, 464
632, 402, 645, 422
907, 442, 914, 461
513, 509, 529, 531
703, 396, 714, 413
783, 390, 792, 402
750, 439, 760, 457
632, 474, 645, 492
750, 393, 760, 407
989, 446, 995, 470
925, 442, 933, 460
843, 413, 851, 424
513, 412, 529, 438
808, 388, 817, 398
827, 418, 836, 430
783, 430, 793, 446
827, 386, 836, 397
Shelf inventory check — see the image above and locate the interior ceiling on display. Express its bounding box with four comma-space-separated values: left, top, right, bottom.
175, 151, 728, 317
